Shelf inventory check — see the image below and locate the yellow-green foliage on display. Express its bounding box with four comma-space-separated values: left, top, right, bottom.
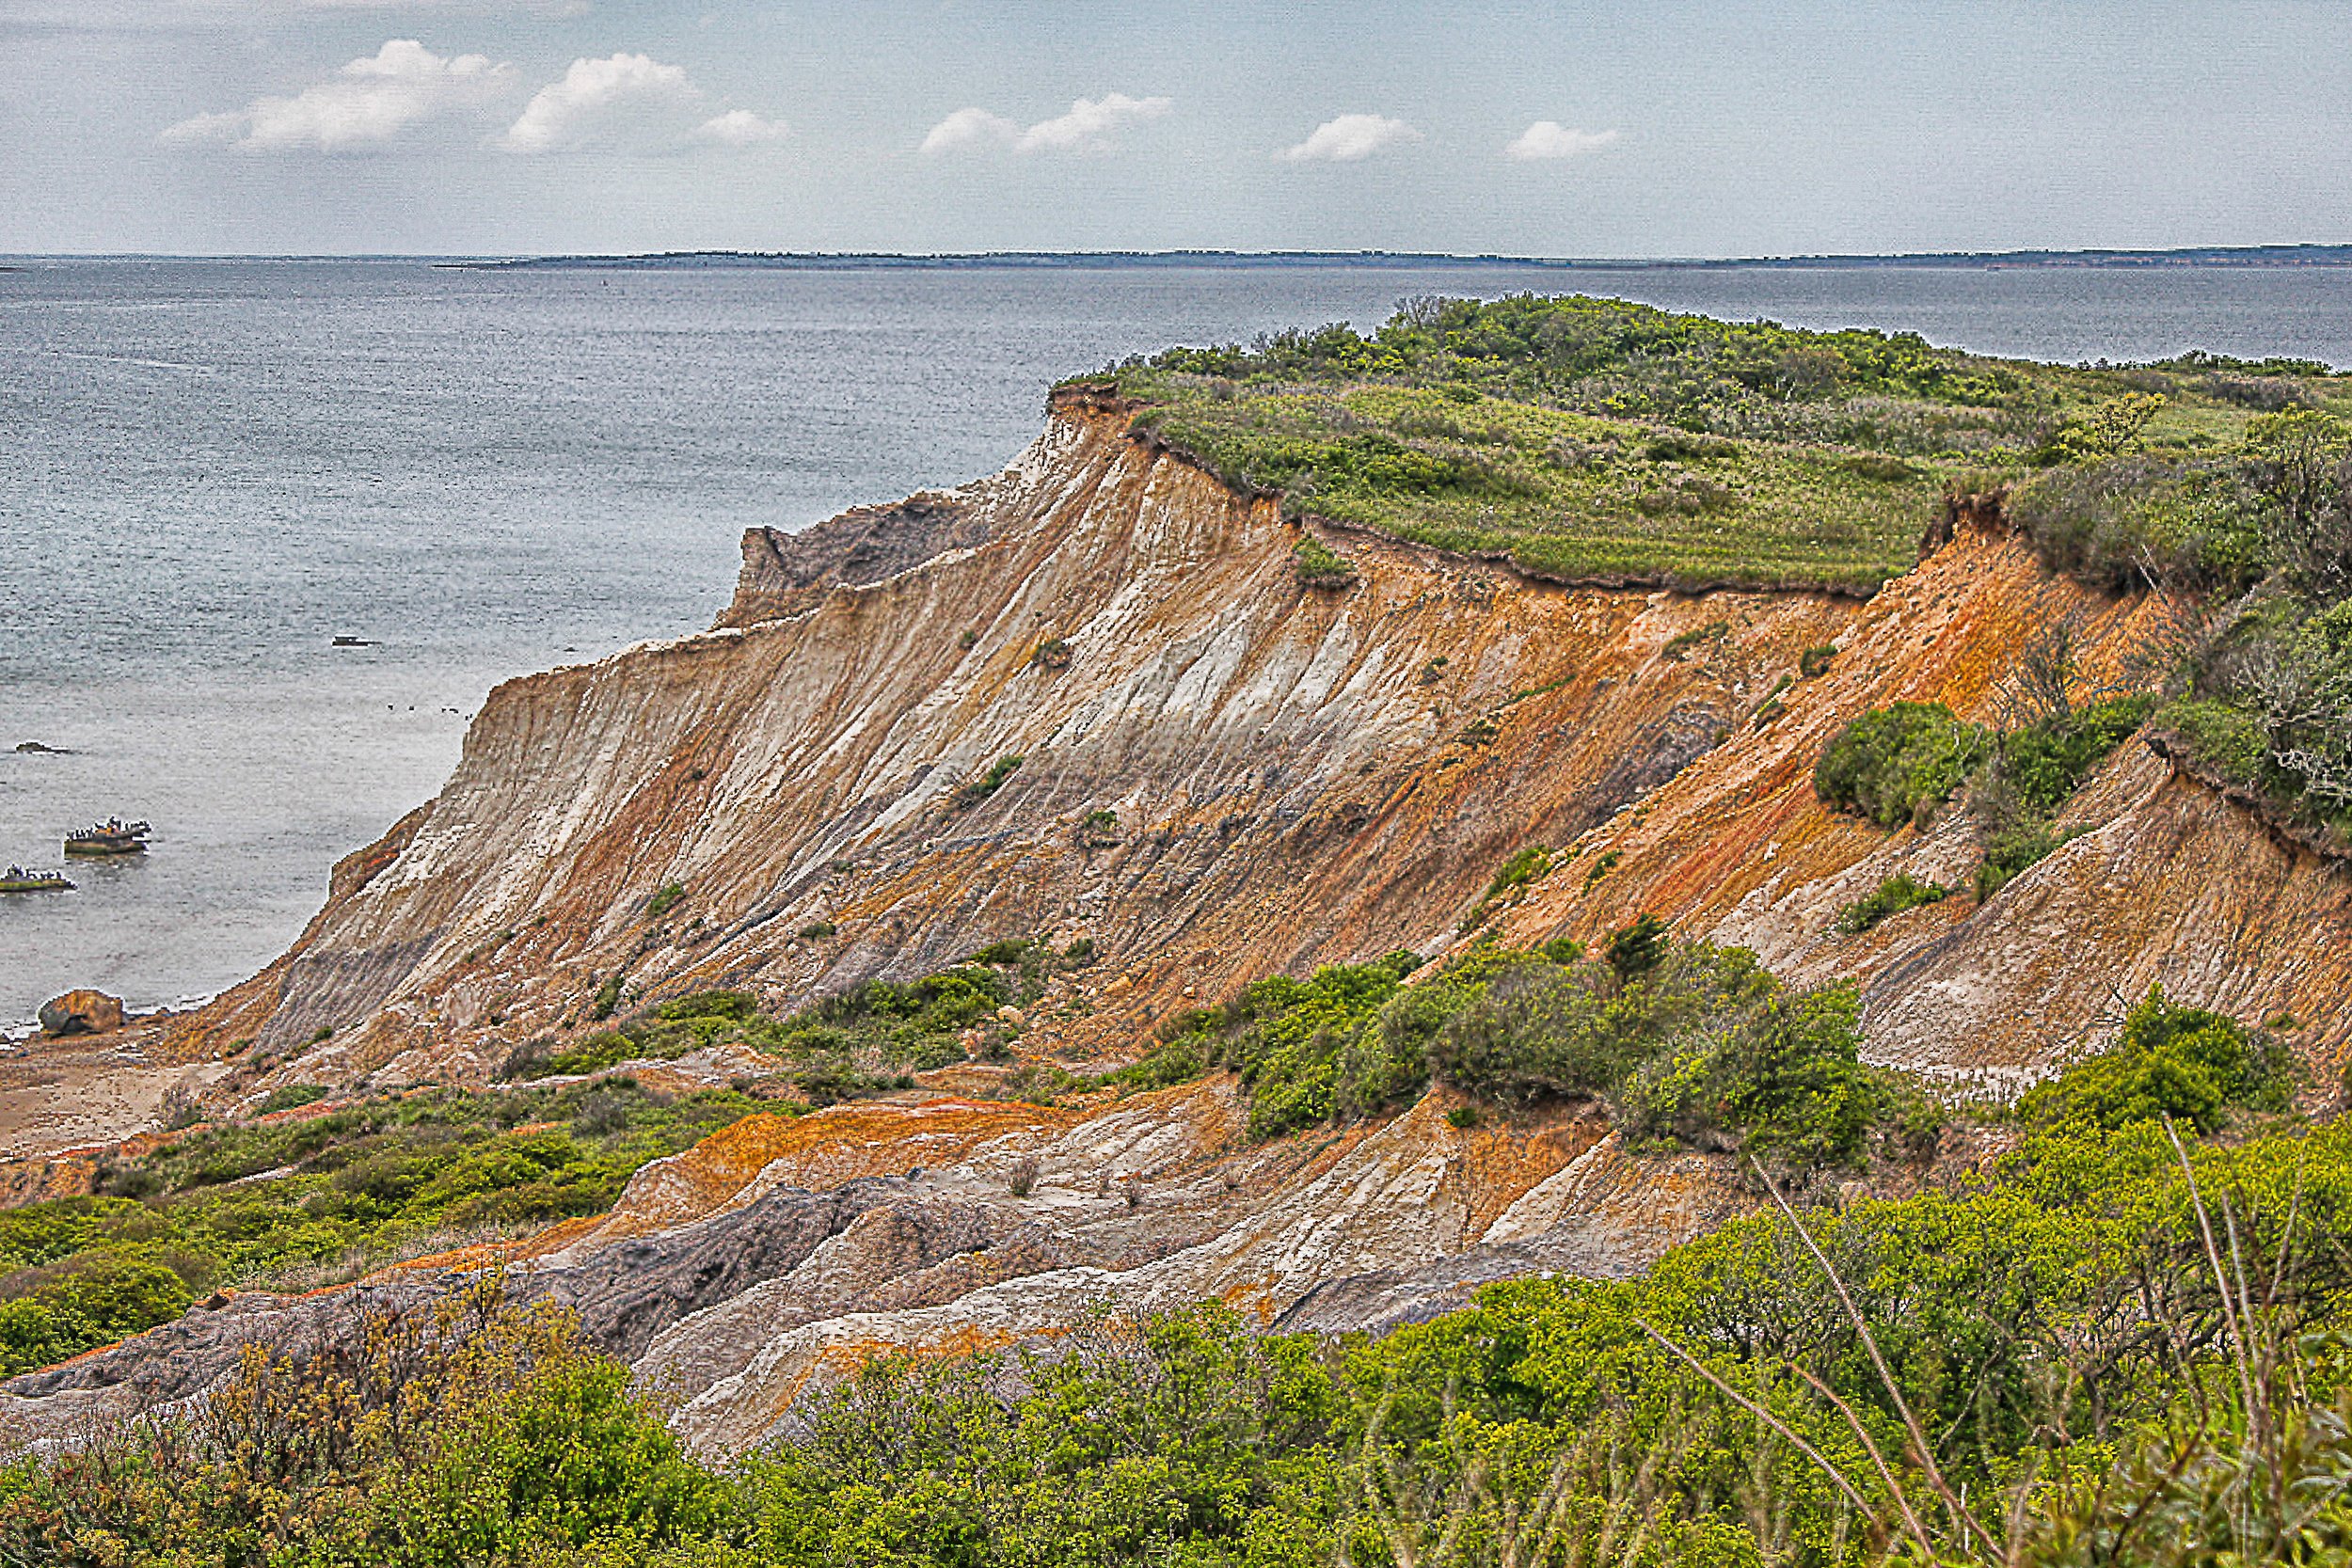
14, 1103, 2352, 1567
0, 1078, 758, 1378
1119, 930, 1897, 1170
1091, 294, 2350, 594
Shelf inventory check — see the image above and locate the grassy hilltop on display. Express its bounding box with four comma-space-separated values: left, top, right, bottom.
1078, 293, 2350, 593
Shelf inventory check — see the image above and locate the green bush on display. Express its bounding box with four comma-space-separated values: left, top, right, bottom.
1976, 822, 2060, 899
1993, 695, 2155, 814
1292, 535, 1358, 587
17, 1072, 2352, 1567
1799, 642, 1837, 678
1458, 844, 1551, 928
956, 753, 1025, 806
0, 1079, 764, 1377
2156, 696, 2270, 784
1815, 701, 1991, 829
2010, 454, 2259, 591
1120, 952, 1423, 1137
255, 1084, 328, 1116
0, 1280, 736, 1563
644, 882, 687, 920
1835, 872, 1948, 935
1604, 912, 1669, 979
655, 990, 756, 1024
1661, 620, 1730, 661
588, 974, 625, 1022
2020, 985, 2298, 1132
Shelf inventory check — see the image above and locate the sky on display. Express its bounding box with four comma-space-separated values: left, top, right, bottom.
6, 0, 2351, 258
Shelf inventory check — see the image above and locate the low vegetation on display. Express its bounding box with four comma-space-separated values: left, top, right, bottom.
1996, 407, 2352, 845
1816, 689, 2159, 902
508, 942, 1091, 1102
1814, 700, 1991, 828
1079, 294, 2351, 594
1118, 925, 1914, 1171
0, 1076, 758, 1378
1833, 871, 1948, 934
5, 1013, 2341, 1566
1291, 534, 1357, 587
954, 752, 1024, 807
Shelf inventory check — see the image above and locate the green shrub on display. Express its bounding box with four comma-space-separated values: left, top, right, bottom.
1458, 844, 1551, 928
1993, 695, 2156, 814
644, 882, 687, 920
2156, 696, 2270, 784
1815, 701, 1991, 829
1614, 983, 1881, 1168
1799, 642, 1837, 678
1125, 953, 1423, 1137
1293, 535, 1358, 587
1661, 620, 1730, 661
797, 921, 837, 941
0, 1280, 736, 1561
1834, 872, 1948, 935
1975, 822, 2060, 899
956, 753, 1025, 806
655, 990, 755, 1023
1604, 912, 1668, 979
2010, 454, 2258, 590
588, 974, 625, 1022
255, 1084, 328, 1116
0, 1079, 762, 1377
1032, 638, 1073, 670
2020, 985, 2298, 1132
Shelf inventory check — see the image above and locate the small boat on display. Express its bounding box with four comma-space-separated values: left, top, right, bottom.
0, 866, 72, 893
64, 818, 150, 858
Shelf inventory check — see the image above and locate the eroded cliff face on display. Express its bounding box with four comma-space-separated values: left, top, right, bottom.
167, 402, 1856, 1086
170, 398, 2351, 1095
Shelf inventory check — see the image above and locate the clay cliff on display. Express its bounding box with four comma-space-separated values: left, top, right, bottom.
164, 392, 2349, 1092
15, 387, 2344, 1458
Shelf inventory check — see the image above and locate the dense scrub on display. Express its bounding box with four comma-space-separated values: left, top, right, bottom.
1995, 407, 2352, 844
1081, 294, 2350, 592
1120, 930, 1912, 1171
0, 1078, 757, 1379
4, 1026, 2342, 1567
503, 940, 1094, 1101
1814, 692, 2158, 903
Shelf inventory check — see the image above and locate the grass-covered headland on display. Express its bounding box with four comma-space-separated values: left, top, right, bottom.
1087, 291, 2352, 849
1076, 293, 2352, 593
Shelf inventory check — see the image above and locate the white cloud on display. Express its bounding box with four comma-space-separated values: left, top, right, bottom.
693, 108, 788, 147
1279, 113, 1422, 163
160, 39, 512, 151
919, 106, 1019, 155
501, 53, 693, 152
1505, 121, 1621, 162
497, 54, 784, 154
920, 92, 1171, 156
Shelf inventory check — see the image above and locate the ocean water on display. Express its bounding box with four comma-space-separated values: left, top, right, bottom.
6, 259, 2352, 1025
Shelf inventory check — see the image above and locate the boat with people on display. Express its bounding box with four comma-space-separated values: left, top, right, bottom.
0, 865, 73, 893
64, 818, 150, 857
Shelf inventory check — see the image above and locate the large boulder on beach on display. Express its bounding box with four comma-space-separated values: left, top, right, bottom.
38, 990, 125, 1038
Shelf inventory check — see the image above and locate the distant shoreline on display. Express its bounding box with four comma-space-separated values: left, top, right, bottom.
446, 244, 2352, 273
10, 245, 2352, 271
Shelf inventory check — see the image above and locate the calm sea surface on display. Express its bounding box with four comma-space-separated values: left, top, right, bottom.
7, 259, 2352, 1025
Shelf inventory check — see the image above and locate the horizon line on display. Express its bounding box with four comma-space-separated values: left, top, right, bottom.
8, 241, 2352, 269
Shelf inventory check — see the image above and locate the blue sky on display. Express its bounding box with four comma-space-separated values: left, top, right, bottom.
7, 0, 2350, 256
